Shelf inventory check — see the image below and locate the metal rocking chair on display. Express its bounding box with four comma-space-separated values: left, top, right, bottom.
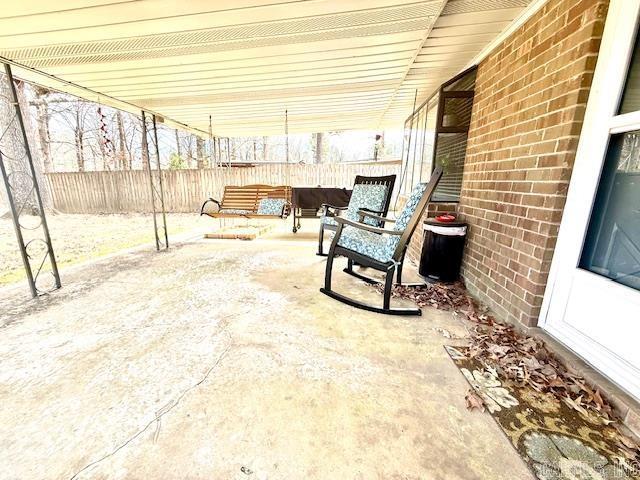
319, 167, 443, 316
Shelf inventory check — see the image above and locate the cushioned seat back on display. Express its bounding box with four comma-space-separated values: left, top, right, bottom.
344, 183, 388, 224
393, 183, 428, 232
353, 174, 396, 217
257, 198, 287, 216
380, 182, 429, 257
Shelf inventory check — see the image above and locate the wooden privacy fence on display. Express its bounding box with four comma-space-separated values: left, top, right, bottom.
45, 161, 401, 214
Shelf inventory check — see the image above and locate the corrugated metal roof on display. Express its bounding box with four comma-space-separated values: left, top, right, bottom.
0, 0, 532, 136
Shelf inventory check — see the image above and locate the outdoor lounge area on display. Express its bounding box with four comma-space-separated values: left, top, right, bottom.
1, 0, 640, 479
1, 227, 536, 479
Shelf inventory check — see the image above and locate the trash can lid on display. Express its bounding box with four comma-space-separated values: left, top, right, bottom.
423, 217, 467, 227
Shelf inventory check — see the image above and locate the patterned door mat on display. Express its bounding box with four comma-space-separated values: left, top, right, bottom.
446, 345, 640, 480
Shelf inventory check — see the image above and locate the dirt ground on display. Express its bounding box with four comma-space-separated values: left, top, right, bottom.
0, 213, 208, 285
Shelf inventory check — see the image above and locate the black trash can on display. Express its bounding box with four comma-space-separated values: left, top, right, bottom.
419, 218, 468, 282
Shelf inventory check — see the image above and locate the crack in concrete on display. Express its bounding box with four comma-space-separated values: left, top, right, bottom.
68, 337, 232, 480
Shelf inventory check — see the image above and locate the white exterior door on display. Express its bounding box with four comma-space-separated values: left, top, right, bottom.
541, 0, 640, 400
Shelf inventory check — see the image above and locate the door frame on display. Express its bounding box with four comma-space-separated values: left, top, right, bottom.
539, 0, 640, 399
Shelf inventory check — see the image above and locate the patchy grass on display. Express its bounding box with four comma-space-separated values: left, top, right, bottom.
0, 213, 207, 286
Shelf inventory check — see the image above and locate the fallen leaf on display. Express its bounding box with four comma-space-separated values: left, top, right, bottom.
465, 390, 485, 412
377, 280, 640, 460
434, 327, 452, 338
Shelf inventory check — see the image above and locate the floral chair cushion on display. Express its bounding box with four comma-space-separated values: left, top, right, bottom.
393, 182, 427, 232
321, 215, 340, 226
322, 183, 387, 227
257, 198, 287, 216
337, 182, 428, 263
337, 226, 395, 263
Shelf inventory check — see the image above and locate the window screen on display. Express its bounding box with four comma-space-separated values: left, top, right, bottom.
399, 67, 476, 201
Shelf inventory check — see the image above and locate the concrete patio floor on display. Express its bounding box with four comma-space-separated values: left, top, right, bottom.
0, 226, 533, 479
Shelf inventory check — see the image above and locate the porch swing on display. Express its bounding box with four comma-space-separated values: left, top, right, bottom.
200, 110, 293, 220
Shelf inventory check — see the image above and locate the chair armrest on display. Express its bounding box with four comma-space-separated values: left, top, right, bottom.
320, 203, 348, 216
334, 216, 402, 236
281, 201, 292, 218
322, 203, 348, 209
357, 209, 396, 223
321, 203, 348, 211
200, 198, 221, 215
359, 207, 384, 214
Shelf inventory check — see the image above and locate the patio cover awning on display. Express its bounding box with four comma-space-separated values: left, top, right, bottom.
0, 0, 533, 137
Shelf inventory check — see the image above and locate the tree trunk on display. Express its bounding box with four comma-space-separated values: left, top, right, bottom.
374, 132, 384, 161
262, 136, 268, 162
314, 133, 323, 164
33, 87, 53, 173
141, 118, 150, 171
229, 138, 237, 162
98, 131, 108, 170
196, 136, 205, 169
75, 128, 85, 172
116, 111, 128, 170
175, 129, 181, 159
185, 135, 194, 167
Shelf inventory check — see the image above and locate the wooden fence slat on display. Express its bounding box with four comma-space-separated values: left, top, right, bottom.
45, 162, 401, 214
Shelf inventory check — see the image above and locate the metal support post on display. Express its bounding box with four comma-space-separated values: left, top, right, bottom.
141, 111, 168, 251
0, 63, 60, 297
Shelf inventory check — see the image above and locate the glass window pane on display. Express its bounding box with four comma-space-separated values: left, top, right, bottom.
432, 132, 468, 202
406, 115, 417, 192
421, 99, 438, 181
401, 119, 412, 194
580, 130, 640, 291
443, 69, 477, 91
413, 109, 425, 184
619, 31, 640, 114
442, 95, 474, 129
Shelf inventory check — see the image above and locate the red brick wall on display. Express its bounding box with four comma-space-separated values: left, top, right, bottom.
407, 0, 608, 327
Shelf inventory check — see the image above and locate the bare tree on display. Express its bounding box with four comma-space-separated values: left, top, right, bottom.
116, 111, 129, 169
0, 78, 53, 212
124, 116, 138, 169
262, 136, 268, 162
314, 133, 323, 164
196, 136, 205, 169
140, 116, 149, 171
46, 97, 100, 171
183, 134, 194, 167
31, 86, 54, 173
175, 129, 182, 160
74, 105, 86, 171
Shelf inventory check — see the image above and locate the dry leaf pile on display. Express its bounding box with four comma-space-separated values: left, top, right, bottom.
377, 281, 640, 460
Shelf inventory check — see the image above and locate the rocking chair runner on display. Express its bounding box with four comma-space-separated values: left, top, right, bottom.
317, 174, 396, 255
319, 166, 443, 316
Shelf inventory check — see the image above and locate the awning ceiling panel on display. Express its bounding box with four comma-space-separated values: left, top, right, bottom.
0, 0, 532, 136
